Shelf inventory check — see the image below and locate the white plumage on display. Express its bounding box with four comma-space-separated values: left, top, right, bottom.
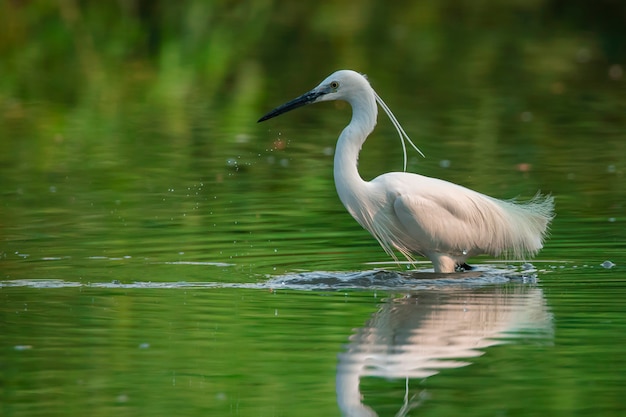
259, 70, 554, 273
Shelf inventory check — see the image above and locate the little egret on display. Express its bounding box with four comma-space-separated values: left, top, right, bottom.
258, 70, 554, 273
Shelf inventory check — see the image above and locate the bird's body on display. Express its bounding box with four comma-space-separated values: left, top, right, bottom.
259, 70, 554, 273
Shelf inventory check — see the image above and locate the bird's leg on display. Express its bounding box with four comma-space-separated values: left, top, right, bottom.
429, 253, 461, 273
430, 253, 473, 273
456, 263, 473, 272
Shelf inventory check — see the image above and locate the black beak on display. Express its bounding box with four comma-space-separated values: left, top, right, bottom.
258, 89, 324, 123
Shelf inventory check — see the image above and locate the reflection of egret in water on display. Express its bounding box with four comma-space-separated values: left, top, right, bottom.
336, 285, 552, 417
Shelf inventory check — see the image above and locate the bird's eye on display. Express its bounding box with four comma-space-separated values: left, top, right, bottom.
330, 81, 339, 90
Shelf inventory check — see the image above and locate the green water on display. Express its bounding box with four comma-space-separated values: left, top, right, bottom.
1, 2, 626, 416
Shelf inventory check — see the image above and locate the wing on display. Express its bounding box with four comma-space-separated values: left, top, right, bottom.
385, 169, 551, 258
393, 190, 497, 256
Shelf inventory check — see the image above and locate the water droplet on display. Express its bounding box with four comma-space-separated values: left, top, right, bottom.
14, 345, 33, 351
116, 394, 129, 403
601, 260, 615, 269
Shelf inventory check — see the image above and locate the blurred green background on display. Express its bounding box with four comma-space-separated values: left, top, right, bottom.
1, 0, 624, 276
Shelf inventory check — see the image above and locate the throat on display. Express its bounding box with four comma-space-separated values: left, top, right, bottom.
332, 90, 378, 216
333, 127, 368, 212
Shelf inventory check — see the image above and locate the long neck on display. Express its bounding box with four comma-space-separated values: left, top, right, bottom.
333, 90, 378, 208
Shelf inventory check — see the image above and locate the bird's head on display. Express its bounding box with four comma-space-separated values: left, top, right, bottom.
257, 70, 371, 122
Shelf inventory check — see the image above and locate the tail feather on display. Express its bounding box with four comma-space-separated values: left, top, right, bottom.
494, 193, 555, 258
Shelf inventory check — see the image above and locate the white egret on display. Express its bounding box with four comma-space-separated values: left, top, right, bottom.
258, 70, 554, 273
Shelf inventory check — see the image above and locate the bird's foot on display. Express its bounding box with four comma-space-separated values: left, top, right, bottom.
456, 263, 473, 272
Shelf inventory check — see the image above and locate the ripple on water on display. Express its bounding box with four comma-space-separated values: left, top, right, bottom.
266, 265, 539, 291
0, 264, 540, 291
